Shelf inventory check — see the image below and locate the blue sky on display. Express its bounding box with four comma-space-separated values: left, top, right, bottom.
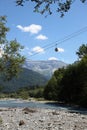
0, 0, 87, 64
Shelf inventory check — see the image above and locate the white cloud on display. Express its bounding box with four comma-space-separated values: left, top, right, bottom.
57, 48, 64, 52
32, 46, 45, 53
48, 57, 58, 61
17, 24, 42, 34
36, 34, 48, 40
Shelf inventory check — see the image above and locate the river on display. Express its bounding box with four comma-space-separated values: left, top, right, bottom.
0, 99, 87, 114
0, 99, 65, 109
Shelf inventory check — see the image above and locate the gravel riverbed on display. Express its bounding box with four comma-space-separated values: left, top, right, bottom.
0, 107, 87, 130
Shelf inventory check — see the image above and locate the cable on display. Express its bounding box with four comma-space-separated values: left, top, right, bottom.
30, 26, 87, 57
28, 26, 87, 58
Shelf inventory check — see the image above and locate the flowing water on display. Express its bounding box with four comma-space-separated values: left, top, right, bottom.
0, 99, 87, 114
0, 99, 64, 109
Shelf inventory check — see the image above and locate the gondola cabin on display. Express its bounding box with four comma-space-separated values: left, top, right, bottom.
55, 48, 58, 52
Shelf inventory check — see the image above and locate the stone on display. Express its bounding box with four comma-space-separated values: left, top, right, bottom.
19, 120, 25, 126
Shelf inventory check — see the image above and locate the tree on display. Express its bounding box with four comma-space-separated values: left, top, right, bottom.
44, 76, 58, 100
77, 56, 87, 106
44, 67, 65, 100
0, 16, 9, 44
58, 64, 82, 103
44, 44, 87, 107
16, 0, 87, 17
58, 44, 87, 105
76, 44, 87, 60
0, 16, 25, 80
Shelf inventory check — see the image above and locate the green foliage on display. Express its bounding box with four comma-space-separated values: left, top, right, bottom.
44, 75, 58, 100
54, 67, 65, 84
0, 86, 44, 99
0, 86, 3, 91
44, 67, 65, 100
0, 16, 9, 44
16, 0, 87, 17
0, 68, 47, 92
3, 40, 25, 80
76, 44, 87, 59
29, 86, 44, 98
18, 90, 29, 99
58, 63, 82, 103
44, 44, 87, 107
0, 16, 25, 80
16, 86, 44, 99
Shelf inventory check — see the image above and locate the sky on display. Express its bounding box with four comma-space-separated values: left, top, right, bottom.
0, 0, 87, 64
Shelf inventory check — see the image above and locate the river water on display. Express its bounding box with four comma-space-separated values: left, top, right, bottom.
0, 99, 66, 109
0, 99, 87, 113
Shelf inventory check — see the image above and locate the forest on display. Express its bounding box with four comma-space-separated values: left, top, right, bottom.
44, 44, 87, 107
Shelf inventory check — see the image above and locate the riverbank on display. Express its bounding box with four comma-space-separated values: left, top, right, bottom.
0, 107, 87, 130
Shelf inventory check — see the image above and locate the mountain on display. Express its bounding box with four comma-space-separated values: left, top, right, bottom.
23, 60, 67, 79
0, 60, 67, 92
0, 68, 48, 92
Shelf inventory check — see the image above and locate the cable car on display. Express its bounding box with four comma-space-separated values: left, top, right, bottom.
55, 47, 58, 52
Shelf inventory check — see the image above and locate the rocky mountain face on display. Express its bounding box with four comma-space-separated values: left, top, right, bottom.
23, 60, 67, 79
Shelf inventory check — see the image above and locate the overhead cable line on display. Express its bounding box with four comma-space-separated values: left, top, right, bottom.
28, 26, 87, 57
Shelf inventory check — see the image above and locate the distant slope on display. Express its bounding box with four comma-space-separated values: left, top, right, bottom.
24, 60, 67, 79
0, 60, 67, 92
0, 68, 48, 92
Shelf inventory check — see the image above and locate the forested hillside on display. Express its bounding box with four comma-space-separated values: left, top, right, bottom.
0, 68, 47, 92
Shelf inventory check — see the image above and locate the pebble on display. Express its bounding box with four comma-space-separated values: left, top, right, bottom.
0, 107, 87, 130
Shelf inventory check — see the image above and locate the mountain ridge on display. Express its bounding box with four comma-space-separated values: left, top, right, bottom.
23, 60, 67, 79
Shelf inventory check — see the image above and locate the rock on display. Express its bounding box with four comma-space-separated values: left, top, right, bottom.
39, 119, 44, 122
22, 107, 36, 114
52, 111, 59, 115
0, 107, 87, 130
19, 120, 25, 126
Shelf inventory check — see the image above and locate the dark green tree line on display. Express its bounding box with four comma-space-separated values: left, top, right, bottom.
44, 76, 58, 100
44, 67, 65, 100
44, 44, 87, 107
